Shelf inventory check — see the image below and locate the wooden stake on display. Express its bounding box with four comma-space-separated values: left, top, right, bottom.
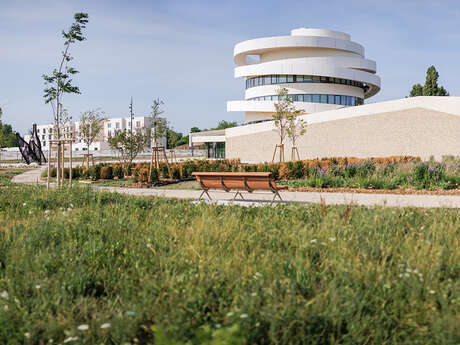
47, 148, 51, 189
69, 141, 72, 187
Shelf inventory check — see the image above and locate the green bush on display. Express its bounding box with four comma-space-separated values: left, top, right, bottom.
357, 160, 376, 177
150, 167, 159, 182
171, 165, 182, 179
100, 166, 113, 180
89, 164, 101, 181
113, 164, 124, 179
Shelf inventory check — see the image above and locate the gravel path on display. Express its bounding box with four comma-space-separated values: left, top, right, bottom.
12, 168, 460, 208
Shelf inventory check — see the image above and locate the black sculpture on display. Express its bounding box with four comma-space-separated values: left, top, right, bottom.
16, 124, 46, 165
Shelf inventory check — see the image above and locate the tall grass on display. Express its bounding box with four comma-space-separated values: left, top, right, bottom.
0, 185, 458, 344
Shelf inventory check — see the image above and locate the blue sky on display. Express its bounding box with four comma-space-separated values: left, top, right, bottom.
1, 0, 459, 135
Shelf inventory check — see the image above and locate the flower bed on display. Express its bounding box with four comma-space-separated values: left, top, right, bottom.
39, 156, 460, 191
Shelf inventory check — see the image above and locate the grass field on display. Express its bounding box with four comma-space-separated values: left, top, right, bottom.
0, 179, 458, 344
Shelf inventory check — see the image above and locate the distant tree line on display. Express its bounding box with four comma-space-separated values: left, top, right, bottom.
0, 107, 18, 148
409, 66, 449, 97
167, 120, 238, 148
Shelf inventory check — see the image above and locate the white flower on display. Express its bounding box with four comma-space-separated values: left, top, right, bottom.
398, 273, 403, 278
251, 292, 257, 297
310, 239, 317, 244
403, 273, 410, 278
24, 332, 31, 339
45, 210, 50, 215
3, 305, 8, 311
28, 210, 32, 215
0, 291, 8, 299
35, 285, 41, 289
429, 290, 436, 294
320, 242, 327, 246
100, 323, 111, 329
77, 324, 89, 331
226, 312, 234, 317
254, 272, 262, 277
62, 211, 67, 217
413, 269, 419, 274
240, 313, 248, 319
328, 237, 336, 242
70, 203, 74, 208
67, 208, 72, 212
23, 202, 27, 206
406, 268, 412, 273
63, 337, 78, 343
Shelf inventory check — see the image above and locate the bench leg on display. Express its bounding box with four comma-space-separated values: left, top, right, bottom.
199, 189, 212, 200
233, 191, 244, 201
271, 190, 283, 203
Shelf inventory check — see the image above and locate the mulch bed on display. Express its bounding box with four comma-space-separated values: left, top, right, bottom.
287, 186, 460, 195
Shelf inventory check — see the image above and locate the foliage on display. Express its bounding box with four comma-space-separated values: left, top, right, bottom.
0, 107, 17, 148
409, 65, 449, 97
286, 114, 307, 148
79, 109, 106, 152
42, 12, 89, 140
108, 129, 150, 175
0, 186, 458, 344
273, 88, 304, 147
213, 120, 238, 130
100, 166, 113, 180
150, 99, 166, 148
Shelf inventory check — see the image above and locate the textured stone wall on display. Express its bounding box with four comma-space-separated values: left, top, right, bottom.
226, 108, 460, 163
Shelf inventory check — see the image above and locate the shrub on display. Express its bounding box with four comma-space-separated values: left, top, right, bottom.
150, 167, 159, 183
344, 163, 358, 178
159, 163, 170, 178
100, 166, 113, 180
171, 164, 182, 179
113, 164, 124, 179
89, 165, 101, 181
357, 160, 376, 177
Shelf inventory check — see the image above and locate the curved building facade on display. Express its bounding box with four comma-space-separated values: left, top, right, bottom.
227, 28, 381, 123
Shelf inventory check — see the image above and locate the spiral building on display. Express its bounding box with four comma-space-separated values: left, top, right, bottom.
227, 28, 381, 123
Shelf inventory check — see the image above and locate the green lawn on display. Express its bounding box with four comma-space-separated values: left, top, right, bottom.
0, 184, 458, 344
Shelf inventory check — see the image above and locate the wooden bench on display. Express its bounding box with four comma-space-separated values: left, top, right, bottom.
192, 172, 288, 202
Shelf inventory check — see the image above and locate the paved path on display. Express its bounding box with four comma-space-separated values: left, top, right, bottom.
11, 168, 460, 208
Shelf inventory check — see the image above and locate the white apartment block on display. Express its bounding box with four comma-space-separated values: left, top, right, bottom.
24, 116, 166, 152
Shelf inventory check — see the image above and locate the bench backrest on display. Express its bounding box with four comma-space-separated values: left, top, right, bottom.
192, 172, 275, 191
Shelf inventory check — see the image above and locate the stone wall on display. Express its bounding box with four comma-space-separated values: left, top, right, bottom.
226, 108, 460, 163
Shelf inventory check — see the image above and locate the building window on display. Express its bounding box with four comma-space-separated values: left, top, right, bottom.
116, 122, 120, 129
136, 121, 140, 127
49, 128, 52, 133
108, 130, 112, 137
37, 129, 40, 133
107, 123, 111, 128
43, 141, 46, 147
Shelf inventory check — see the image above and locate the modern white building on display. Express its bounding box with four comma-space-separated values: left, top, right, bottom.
191, 27, 460, 162
24, 116, 166, 152
227, 28, 381, 123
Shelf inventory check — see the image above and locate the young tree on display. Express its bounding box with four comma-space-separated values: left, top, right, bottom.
42, 12, 89, 140
108, 130, 150, 175
150, 99, 167, 148
287, 115, 307, 160
79, 109, 105, 164
409, 66, 449, 97
272, 88, 304, 158
0, 107, 18, 148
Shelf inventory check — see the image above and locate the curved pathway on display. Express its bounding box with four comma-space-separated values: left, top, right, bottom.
11, 168, 460, 208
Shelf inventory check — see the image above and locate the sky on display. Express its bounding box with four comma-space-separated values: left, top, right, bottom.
1, 0, 459, 135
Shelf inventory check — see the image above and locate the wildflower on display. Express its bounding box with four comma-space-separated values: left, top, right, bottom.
429, 290, 436, 294
100, 323, 111, 329
240, 313, 248, 318
28, 210, 32, 215
62, 211, 67, 217
251, 292, 257, 297
320, 242, 327, 246
126, 311, 136, 316
406, 268, 412, 273
398, 273, 403, 278
0, 291, 8, 299
226, 312, 234, 317
403, 273, 410, 278
70, 203, 74, 208
63, 337, 78, 343
254, 272, 262, 277
77, 324, 89, 331
24, 332, 31, 339
3, 305, 8, 311
328, 237, 336, 242
23, 202, 27, 206
310, 239, 317, 244
67, 208, 72, 212
35, 285, 41, 289
45, 210, 50, 215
